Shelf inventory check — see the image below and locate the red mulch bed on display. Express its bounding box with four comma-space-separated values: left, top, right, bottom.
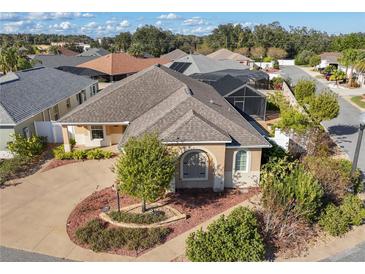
42, 159, 81, 172
66, 187, 258, 257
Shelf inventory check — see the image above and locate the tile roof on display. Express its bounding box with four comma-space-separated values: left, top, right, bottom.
167, 54, 249, 75
0, 67, 97, 125
160, 49, 188, 62
208, 48, 253, 62
77, 52, 170, 76
60, 65, 270, 148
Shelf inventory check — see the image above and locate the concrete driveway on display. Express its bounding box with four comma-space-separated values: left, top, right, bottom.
0, 158, 133, 261
280, 66, 365, 174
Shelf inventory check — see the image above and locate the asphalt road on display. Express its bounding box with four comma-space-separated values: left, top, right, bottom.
280, 66, 365, 174
322, 241, 365, 262
0, 246, 72, 262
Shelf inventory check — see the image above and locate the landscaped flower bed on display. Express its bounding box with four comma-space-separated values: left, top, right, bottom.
66, 186, 258, 257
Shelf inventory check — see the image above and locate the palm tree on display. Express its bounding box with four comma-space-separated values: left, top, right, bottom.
339, 49, 361, 87
354, 52, 365, 73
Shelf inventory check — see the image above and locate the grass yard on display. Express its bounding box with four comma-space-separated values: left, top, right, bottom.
351, 96, 365, 109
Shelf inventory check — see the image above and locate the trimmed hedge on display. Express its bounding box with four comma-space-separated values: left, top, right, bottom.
319, 195, 365, 236
52, 145, 113, 160
75, 219, 170, 252
185, 207, 265, 262
108, 210, 167, 224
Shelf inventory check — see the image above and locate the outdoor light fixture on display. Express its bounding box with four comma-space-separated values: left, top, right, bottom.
351, 112, 365, 176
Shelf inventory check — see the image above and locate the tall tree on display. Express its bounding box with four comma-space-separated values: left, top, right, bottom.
339, 49, 362, 87
114, 32, 132, 52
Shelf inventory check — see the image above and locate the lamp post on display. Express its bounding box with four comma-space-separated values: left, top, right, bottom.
351, 113, 365, 176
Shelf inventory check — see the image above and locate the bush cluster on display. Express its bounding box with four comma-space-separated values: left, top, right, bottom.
294, 79, 316, 105
108, 210, 167, 225
319, 195, 365, 236
7, 134, 46, 158
75, 219, 170, 252
0, 157, 30, 185
185, 207, 265, 262
295, 50, 316, 65
271, 77, 284, 90
52, 145, 113, 160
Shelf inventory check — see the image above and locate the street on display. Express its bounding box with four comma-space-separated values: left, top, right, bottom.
322, 241, 365, 262
0, 246, 71, 262
280, 66, 365, 174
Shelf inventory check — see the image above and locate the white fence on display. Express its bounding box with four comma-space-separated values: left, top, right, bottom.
278, 59, 295, 66
34, 121, 64, 143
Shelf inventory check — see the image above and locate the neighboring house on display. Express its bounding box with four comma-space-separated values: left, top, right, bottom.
59, 65, 271, 191
208, 48, 254, 67
317, 52, 343, 69
76, 52, 170, 82
190, 69, 269, 120
0, 67, 98, 156
166, 54, 249, 76
160, 49, 188, 62
59, 47, 79, 56
77, 48, 110, 57
31, 54, 97, 68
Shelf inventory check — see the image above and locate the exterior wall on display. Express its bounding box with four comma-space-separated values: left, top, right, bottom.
73, 125, 125, 148
0, 126, 15, 152
14, 112, 44, 138
224, 148, 262, 188
170, 144, 226, 191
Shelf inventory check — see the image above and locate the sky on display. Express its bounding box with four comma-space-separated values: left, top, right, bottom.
0, 12, 364, 37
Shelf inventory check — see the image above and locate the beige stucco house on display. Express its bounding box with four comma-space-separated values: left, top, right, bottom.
0, 67, 98, 157
59, 65, 271, 191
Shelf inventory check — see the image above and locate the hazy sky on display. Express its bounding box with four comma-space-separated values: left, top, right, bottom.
0, 12, 364, 37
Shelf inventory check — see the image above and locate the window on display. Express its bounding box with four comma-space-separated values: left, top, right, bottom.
235, 150, 248, 172
91, 125, 104, 139
182, 151, 208, 180
77, 90, 87, 104
66, 98, 71, 109
233, 97, 245, 111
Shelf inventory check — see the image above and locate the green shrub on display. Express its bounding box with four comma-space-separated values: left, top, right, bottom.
75, 219, 170, 252
7, 134, 46, 158
52, 145, 73, 160
108, 210, 167, 224
86, 149, 105, 160
70, 138, 76, 148
261, 158, 323, 222
271, 77, 284, 90
295, 50, 315, 65
309, 55, 321, 67
272, 59, 279, 69
303, 157, 361, 203
185, 207, 265, 262
294, 79, 316, 105
307, 90, 339, 125
263, 56, 273, 62
261, 139, 290, 164
319, 204, 350, 236
341, 195, 365, 226
0, 157, 30, 184
72, 150, 87, 160
275, 106, 311, 134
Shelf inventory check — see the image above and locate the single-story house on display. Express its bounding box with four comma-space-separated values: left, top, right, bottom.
208, 48, 254, 67
59, 65, 271, 191
160, 49, 188, 62
31, 54, 97, 68
58, 47, 79, 56
0, 67, 98, 157
76, 52, 170, 82
166, 54, 249, 76
77, 48, 110, 57
317, 52, 343, 69
190, 69, 269, 120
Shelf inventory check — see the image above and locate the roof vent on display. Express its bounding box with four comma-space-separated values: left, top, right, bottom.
184, 87, 193, 96
156, 63, 161, 67
0, 72, 19, 84
209, 99, 214, 104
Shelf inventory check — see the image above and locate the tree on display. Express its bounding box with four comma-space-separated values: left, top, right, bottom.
128, 42, 144, 57
294, 79, 316, 105
114, 32, 132, 52
309, 55, 321, 67
295, 50, 315, 65
234, 47, 250, 56
267, 47, 287, 60
307, 90, 339, 125
0, 46, 32, 74
48, 45, 61, 55
329, 70, 346, 85
275, 107, 311, 134
115, 133, 177, 212
339, 49, 361, 87
250, 47, 266, 60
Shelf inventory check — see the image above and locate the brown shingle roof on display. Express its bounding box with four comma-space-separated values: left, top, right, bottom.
208, 48, 253, 62
320, 52, 342, 63
160, 49, 188, 62
59, 47, 79, 56
77, 52, 170, 75
60, 65, 270, 148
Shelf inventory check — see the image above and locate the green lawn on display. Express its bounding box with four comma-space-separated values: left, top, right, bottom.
351, 96, 365, 109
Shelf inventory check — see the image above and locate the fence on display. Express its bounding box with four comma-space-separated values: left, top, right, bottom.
270, 128, 307, 155
34, 121, 64, 143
